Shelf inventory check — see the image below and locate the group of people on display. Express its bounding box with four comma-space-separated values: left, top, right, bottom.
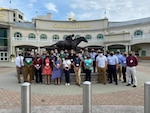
96, 49, 138, 87
15, 48, 138, 87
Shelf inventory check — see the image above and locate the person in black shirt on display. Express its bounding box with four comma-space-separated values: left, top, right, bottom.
69, 49, 76, 73
73, 53, 82, 86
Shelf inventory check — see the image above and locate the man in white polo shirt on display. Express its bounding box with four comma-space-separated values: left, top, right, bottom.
96, 50, 107, 84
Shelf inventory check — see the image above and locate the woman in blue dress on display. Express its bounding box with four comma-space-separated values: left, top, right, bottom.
51, 56, 63, 85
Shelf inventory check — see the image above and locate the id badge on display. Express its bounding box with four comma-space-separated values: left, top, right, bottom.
46, 63, 49, 66
76, 64, 79, 66
57, 63, 60, 66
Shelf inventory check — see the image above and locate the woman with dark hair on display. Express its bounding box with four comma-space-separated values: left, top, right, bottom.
42, 53, 52, 85
33, 54, 42, 84
63, 56, 71, 86
51, 56, 62, 85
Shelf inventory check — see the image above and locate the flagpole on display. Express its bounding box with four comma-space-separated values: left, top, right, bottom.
9, 0, 12, 9
104, 10, 107, 19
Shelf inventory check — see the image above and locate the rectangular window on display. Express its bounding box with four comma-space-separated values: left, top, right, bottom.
0, 29, 7, 38
0, 39, 8, 46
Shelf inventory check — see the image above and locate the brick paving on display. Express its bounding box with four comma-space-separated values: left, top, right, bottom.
0, 86, 144, 109
0, 61, 149, 112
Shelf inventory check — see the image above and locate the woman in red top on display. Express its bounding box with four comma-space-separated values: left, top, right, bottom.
42, 53, 52, 85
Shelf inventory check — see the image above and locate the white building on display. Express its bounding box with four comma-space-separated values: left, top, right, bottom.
0, 8, 150, 61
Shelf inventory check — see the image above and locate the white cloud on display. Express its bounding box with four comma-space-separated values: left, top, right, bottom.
0, 0, 150, 21
69, 0, 150, 21
45, 2, 58, 13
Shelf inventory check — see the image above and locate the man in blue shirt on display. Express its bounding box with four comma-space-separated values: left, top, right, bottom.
107, 51, 119, 85
120, 52, 127, 83
115, 49, 123, 81
90, 49, 97, 73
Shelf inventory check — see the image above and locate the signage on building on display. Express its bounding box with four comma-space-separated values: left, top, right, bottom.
53, 23, 91, 29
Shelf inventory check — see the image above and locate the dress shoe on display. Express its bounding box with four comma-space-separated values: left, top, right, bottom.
132, 85, 137, 87
126, 84, 131, 86
122, 81, 126, 83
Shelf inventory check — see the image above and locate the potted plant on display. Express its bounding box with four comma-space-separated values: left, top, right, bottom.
10, 54, 15, 62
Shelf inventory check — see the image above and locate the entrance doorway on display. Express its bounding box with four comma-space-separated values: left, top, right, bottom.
108, 45, 125, 54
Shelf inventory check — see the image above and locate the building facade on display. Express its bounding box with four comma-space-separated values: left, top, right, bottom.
0, 8, 150, 61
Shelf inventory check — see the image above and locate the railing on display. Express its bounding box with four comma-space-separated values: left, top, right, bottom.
13, 37, 104, 43
131, 33, 150, 39
13, 33, 150, 43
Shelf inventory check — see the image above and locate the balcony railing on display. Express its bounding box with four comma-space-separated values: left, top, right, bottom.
13, 33, 150, 44
13, 37, 104, 43
131, 33, 150, 39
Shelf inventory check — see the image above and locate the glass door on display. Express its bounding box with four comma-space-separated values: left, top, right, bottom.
0, 52, 8, 61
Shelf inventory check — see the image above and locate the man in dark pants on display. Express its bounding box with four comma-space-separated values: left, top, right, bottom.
23, 51, 34, 83
107, 51, 119, 85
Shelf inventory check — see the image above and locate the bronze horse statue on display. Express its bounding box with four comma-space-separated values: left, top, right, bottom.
55, 36, 88, 50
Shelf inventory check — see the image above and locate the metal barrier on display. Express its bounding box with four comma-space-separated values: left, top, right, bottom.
144, 81, 150, 113
21, 82, 31, 113
83, 81, 92, 113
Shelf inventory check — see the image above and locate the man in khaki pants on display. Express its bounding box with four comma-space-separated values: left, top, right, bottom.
23, 51, 34, 83
115, 49, 123, 81
96, 50, 107, 84
73, 53, 82, 86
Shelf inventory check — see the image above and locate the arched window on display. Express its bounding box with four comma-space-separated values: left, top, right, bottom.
53, 34, 59, 41
28, 33, 36, 39
134, 30, 143, 36
40, 34, 47, 40
63, 35, 68, 40
75, 35, 80, 39
97, 34, 104, 39
85, 34, 91, 40
14, 32, 22, 37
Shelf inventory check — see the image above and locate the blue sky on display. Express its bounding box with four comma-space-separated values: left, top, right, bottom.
0, 0, 150, 22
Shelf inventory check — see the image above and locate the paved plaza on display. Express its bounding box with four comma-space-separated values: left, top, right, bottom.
0, 61, 150, 113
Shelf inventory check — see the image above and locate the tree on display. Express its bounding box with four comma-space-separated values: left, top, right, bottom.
131, 45, 142, 56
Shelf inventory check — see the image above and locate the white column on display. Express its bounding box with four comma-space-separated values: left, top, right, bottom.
125, 45, 128, 53
104, 46, 108, 55
129, 45, 131, 52
9, 26, 13, 55
38, 47, 40, 52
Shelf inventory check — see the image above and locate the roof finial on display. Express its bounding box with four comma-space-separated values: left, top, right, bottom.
104, 10, 107, 19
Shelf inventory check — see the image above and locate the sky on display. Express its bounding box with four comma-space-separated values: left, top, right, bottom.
0, 0, 150, 22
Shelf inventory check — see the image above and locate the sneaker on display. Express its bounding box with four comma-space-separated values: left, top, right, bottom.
65, 83, 68, 86
68, 83, 70, 86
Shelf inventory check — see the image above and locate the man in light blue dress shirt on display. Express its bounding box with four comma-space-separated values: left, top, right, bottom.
90, 49, 97, 73
107, 51, 119, 85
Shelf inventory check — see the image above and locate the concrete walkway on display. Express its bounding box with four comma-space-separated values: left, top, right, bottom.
0, 61, 149, 113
